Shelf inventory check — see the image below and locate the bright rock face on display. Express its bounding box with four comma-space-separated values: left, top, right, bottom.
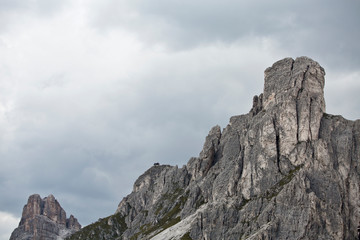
67, 57, 359, 240
10, 194, 81, 240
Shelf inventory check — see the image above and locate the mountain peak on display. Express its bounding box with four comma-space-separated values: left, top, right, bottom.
250, 57, 326, 166
10, 194, 81, 240
263, 57, 325, 104
23, 57, 360, 240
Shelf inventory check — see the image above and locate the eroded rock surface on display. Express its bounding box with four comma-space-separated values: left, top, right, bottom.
10, 194, 81, 240
67, 57, 359, 240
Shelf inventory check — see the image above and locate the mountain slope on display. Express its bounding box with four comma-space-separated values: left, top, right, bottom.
67, 57, 360, 240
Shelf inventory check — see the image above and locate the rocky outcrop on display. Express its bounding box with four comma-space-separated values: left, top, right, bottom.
67, 57, 359, 240
10, 194, 81, 240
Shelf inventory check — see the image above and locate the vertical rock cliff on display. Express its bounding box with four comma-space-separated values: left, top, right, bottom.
67, 56, 359, 239
10, 194, 81, 240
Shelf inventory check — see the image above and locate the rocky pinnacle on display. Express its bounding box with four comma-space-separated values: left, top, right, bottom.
10, 194, 81, 240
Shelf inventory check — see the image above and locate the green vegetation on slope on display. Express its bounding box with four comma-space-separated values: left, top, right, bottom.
66, 213, 127, 240
180, 232, 193, 240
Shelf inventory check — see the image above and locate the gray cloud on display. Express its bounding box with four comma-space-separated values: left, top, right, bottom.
0, 0, 359, 239
0, 211, 18, 240
0, 0, 70, 33
89, 0, 360, 70
0, 0, 68, 14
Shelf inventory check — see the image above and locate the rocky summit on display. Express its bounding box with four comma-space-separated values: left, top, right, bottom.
27, 57, 360, 240
10, 194, 81, 240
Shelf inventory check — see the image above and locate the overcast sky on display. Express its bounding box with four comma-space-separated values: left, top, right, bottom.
0, 0, 359, 239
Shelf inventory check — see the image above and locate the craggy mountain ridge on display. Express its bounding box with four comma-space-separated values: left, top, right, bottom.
11, 57, 360, 240
10, 194, 81, 240
68, 57, 360, 239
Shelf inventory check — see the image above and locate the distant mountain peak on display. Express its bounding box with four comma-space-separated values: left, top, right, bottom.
10, 194, 81, 240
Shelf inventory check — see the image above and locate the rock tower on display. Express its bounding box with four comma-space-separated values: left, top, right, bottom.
10, 194, 81, 240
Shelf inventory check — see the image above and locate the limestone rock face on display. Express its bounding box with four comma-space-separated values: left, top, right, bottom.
67, 57, 359, 240
10, 194, 81, 240
66, 215, 81, 230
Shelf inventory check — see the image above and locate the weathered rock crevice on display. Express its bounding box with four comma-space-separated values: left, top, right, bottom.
295, 65, 309, 142
272, 116, 282, 174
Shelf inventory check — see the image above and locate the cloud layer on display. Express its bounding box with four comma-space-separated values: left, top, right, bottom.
0, 0, 359, 238
0, 211, 19, 240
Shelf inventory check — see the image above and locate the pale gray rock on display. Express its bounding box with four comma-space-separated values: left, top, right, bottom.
66, 57, 359, 240
10, 194, 81, 240
187, 125, 221, 180
67, 215, 81, 231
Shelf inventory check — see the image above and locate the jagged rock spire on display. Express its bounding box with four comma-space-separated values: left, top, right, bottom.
10, 194, 81, 240
263, 57, 325, 142
250, 57, 326, 160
